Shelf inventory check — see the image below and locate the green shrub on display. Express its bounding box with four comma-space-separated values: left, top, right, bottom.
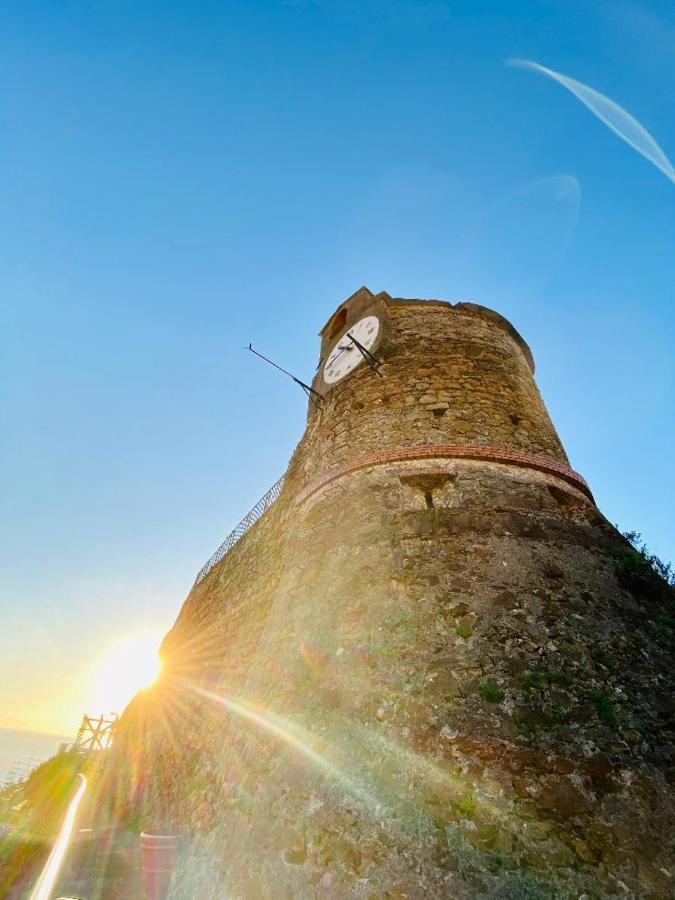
479, 680, 504, 703
615, 532, 674, 603
521, 670, 570, 690
590, 691, 615, 726
514, 716, 539, 737
455, 792, 476, 816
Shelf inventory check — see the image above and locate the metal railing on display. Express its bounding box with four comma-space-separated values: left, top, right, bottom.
194, 476, 285, 585
2, 756, 43, 788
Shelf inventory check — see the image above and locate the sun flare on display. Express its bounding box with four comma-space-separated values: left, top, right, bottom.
93, 633, 163, 714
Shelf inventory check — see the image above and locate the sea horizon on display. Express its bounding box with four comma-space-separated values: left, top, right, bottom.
0, 725, 72, 784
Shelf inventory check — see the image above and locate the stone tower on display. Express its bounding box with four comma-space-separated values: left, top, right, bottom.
109, 288, 673, 899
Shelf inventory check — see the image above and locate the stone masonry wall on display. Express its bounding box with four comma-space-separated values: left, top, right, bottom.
285, 300, 568, 494
160, 497, 289, 688
105, 295, 674, 899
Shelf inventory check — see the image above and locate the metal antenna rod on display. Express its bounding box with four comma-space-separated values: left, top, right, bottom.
247, 344, 323, 404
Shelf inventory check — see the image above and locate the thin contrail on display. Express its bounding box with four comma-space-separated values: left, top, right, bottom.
508, 58, 675, 185
30, 773, 87, 900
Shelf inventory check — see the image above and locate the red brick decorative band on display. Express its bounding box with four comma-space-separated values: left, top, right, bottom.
295, 444, 594, 505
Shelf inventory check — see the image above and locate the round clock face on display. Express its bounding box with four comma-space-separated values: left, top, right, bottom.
323, 315, 380, 384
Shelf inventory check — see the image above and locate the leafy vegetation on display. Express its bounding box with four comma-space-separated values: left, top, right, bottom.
514, 715, 539, 737
521, 670, 570, 691
0, 750, 91, 897
590, 691, 615, 726
615, 532, 674, 598
478, 680, 504, 703
455, 792, 476, 817
615, 532, 674, 647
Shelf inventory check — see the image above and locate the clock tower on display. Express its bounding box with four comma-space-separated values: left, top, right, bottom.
110, 287, 674, 900
283, 285, 588, 503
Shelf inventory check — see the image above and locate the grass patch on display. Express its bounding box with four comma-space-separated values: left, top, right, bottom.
514, 716, 539, 737
615, 532, 674, 604
590, 691, 615, 726
521, 669, 570, 690
479, 680, 504, 703
655, 609, 674, 640
456, 622, 472, 639
549, 704, 567, 725
455, 792, 476, 817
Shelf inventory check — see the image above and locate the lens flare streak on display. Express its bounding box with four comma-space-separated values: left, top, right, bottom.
30, 773, 87, 900
187, 684, 375, 806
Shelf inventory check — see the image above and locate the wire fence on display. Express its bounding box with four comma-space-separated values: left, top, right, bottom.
2, 756, 44, 788
194, 475, 285, 585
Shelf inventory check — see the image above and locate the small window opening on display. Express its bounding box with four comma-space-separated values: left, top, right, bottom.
509, 413, 522, 426
432, 407, 447, 417
424, 491, 434, 509
328, 307, 348, 339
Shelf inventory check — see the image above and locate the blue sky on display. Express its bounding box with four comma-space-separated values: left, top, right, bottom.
1, 0, 673, 734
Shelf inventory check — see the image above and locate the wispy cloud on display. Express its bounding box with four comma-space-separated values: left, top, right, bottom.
508, 58, 675, 185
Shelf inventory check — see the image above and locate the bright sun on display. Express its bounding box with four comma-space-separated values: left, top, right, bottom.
93, 633, 163, 715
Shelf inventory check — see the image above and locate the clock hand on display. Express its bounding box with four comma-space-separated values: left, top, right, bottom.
345, 331, 383, 376
329, 344, 352, 366
326, 333, 358, 372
